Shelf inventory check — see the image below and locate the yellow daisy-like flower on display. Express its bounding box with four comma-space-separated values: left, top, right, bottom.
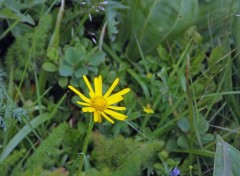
143, 104, 154, 114
68, 75, 130, 124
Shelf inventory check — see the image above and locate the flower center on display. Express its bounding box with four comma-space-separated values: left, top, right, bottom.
91, 96, 107, 111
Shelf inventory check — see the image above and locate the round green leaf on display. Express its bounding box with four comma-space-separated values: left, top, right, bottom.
74, 68, 88, 78
70, 77, 79, 87
42, 62, 58, 72
65, 47, 86, 65
166, 139, 177, 152
197, 117, 209, 134
177, 135, 189, 149
58, 77, 68, 87
59, 64, 73, 76
88, 50, 105, 66
177, 117, 189, 133
201, 133, 214, 144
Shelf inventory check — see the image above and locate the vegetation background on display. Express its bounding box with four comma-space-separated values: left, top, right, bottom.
1, 0, 240, 175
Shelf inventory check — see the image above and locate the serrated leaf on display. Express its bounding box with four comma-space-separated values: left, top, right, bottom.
106, 1, 128, 41
191, 52, 205, 75
208, 46, 224, 67
156, 45, 169, 61
42, 62, 57, 72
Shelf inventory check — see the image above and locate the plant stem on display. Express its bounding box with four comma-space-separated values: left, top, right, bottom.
186, 55, 195, 164
78, 116, 94, 175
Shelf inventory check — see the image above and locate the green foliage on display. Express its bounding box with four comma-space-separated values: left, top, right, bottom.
86, 132, 161, 176
57, 41, 105, 87
0, 68, 28, 131
1, 0, 240, 175
5, 14, 52, 80
105, 1, 127, 41
25, 123, 68, 170
214, 135, 240, 176
0, 93, 67, 163
17, 166, 69, 176
0, 149, 26, 176
119, 0, 198, 58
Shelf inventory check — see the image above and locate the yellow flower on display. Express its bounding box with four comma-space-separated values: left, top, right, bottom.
68, 75, 130, 124
143, 104, 154, 114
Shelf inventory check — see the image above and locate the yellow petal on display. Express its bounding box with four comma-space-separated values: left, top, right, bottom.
94, 76, 102, 97
94, 112, 99, 122
101, 112, 114, 124
107, 95, 123, 105
93, 112, 102, 122
107, 88, 130, 100
107, 96, 123, 105
98, 75, 102, 96
82, 107, 95, 112
77, 101, 90, 106
97, 114, 102, 122
83, 75, 94, 93
104, 109, 127, 120
103, 78, 119, 98
107, 106, 126, 111
68, 85, 90, 103
89, 91, 96, 99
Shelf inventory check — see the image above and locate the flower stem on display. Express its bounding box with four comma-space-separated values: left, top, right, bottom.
78, 116, 94, 175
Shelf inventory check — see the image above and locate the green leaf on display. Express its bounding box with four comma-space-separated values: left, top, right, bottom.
208, 46, 224, 68
177, 135, 189, 149
0, 8, 20, 20
74, 68, 88, 78
196, 117, 209, 134
88, 51, 106, 66
177, 117, 189, 133
156, 45, 169, 61
166, 139, 178, 152
197, 0, 238, 43
70, 77, 79, 87
47, 47, 59, 62
191, 52, 205, 75
58, 77, 68, 87
201, 133, 214, 144
0, 7, 35, 25
213, 135, 240, 176
0, 94, 66, 163
59, 64, 73, 77
120, 0, 198, 58
106, 1, 128, 41
65, 47, 85, 65
42, 62, 57, 72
